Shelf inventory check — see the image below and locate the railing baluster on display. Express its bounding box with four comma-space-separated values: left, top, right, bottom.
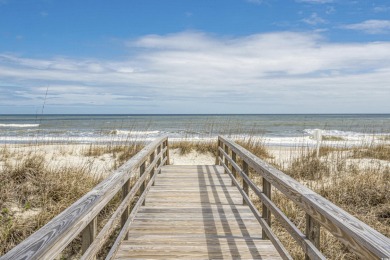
217, 139, 222, 165
150, 150, 155, 185
231, 151, 237, 186
224, 143, 229, 174
1, 137, 168, 260
121, 178, 131, 240
157, 145, 162, 173
262, 178, 271, 239
81, 217, 97, 257
242, 161, 249, 205
164, 140, 170, 165
140, 162, 146, 206
305, 214, 320, 260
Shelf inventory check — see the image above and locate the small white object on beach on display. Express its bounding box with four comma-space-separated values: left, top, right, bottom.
312, 129, 322, 157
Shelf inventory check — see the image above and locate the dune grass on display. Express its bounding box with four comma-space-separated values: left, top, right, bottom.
1, 135, 389, 259
322, 135, 345, 141
0, 141, 144, 257
170, 138, 390, 259
255, 143, 389, 259
170, 140, 218, 157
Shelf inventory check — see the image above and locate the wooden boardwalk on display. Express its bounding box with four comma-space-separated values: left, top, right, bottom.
4, 137, 389, 259
114, 165, 282, 259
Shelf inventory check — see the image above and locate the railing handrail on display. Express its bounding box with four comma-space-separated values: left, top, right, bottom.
1, 136, 169, 260
218, 136, 390, 259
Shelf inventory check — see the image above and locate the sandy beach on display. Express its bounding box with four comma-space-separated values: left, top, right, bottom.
1, 139, 389, 258
2, 142, 389, 175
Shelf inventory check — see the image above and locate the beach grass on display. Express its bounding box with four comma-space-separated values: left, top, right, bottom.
322, 135, 345, 141
170, 140, 218, 157
171, 138, 390, 259
1, 134, 389, 259
0, 140, 144, 257
251, 142, 389, 259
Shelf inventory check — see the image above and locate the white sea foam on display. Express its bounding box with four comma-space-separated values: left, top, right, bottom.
112, 130, 160, 136
302, 129, 377, 141
0, 133, 386, 147
0, 124, 40, 128
0, 136, 142, 144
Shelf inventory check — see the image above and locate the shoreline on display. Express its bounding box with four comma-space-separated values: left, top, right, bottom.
1, 133, 389, 147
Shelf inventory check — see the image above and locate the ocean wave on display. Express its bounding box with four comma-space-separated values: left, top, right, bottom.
0, 124, 40, 128
109, 130, 160, 136
304, 129, 364, 137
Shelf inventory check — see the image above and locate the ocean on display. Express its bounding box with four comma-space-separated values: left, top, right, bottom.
0, 114, 389, 146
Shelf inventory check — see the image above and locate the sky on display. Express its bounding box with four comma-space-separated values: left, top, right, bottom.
0, 0, 390, 114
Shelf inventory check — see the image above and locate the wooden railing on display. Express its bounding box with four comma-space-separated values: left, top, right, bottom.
1, 136, 169, 260
217, 136, 390, 260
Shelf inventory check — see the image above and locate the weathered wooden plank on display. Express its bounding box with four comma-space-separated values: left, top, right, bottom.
161, 165, 222, 172
116, 244, 280, 254
80, 158, 167, 260
132, 216, 259, 221
231, 150, 237, 186
163, 140, 170, 165
81, 217, 97, 256
0, 137, 168, 260
122, 238, 267, 246
219, 160, 293, 260
242, 160, 249, 205
219, 136, 390, 259
126, 228, 262, 236
305, 214, 321, 260
219, 147, 325, 260
113, 165, 283, 260
262, 178, 271, 240
138, 205, 252, 212
130, 221, 261, 228
120, 178, 130, 239
106, 164, 159, 260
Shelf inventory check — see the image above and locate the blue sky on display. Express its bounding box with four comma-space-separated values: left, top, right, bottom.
1, 0, 390, 114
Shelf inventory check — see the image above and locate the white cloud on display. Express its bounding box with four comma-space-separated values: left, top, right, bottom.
342, 20, 390, 34
302, 13, 327, 25
373, 6, 390, 13
246, 0, 264, 4
296, 0, 333, 4
325, 6, 336, 14
1, 31, 390, 113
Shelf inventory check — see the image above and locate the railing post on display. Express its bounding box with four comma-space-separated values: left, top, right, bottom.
262, 178, 271, 239
224, 144, 229, 174
242, 161, 249, 205
217, 139, 222, 165
157, 145, 162, 174
305, 214, 320, 260
231, 151, 237, 186
140, 162, 146, 206
121, 178, 131, 240
150, 150, 155, 185
81, 217, 97, 257
164, 140, 170, 165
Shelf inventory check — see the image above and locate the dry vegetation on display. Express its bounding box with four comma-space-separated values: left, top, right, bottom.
1, 136, 389, 259
171, 138, 390, 259
84, 143, 144, 168
0, 141, 143, 257
170, 140, 218, 157
250, 142, 389, 259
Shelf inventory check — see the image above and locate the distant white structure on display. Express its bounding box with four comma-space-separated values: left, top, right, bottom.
313, 129, 322, 158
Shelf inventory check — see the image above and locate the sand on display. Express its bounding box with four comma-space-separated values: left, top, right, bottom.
169, 148, 216, 165
0, 144, 116, 178
1, 143, 388, 177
